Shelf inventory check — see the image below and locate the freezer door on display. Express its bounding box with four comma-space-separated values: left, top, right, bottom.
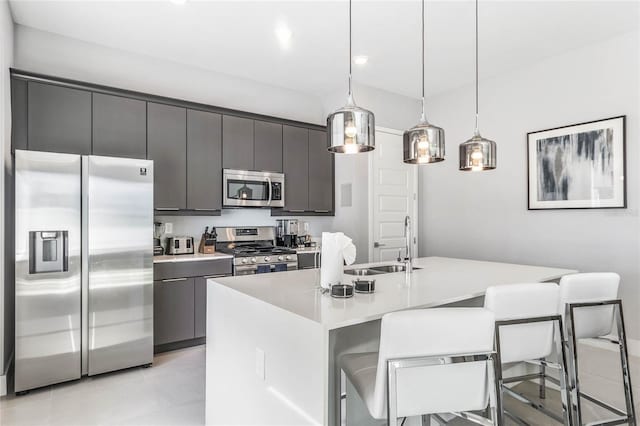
15, 150, 82, 392
85, 156, 153, 375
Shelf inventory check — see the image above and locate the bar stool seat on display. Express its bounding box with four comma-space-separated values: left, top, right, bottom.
339, 308, 499, 425
340, 352, 378, 411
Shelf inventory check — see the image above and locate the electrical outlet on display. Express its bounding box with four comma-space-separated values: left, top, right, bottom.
164, 222, 173, 234
256, 348, 265, 380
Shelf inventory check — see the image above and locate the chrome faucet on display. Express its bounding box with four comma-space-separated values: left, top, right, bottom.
403, 215, 413, 272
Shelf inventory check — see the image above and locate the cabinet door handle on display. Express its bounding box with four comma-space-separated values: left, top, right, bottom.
161, 277, 188, 283
156, 207, 179, 211
314, 210, 330, 213
194, 208, 220, 212
288, 209, 305, 213
203, 274, 229, 279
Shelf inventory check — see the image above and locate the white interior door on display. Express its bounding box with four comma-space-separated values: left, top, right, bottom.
369, 128, 418, 262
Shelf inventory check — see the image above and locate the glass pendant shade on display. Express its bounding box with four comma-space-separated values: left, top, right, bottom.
327, 96, 375, 154
459, 133, 496, 171
403, 120, 445, 164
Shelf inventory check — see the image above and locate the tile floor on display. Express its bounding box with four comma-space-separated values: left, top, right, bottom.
0, 342, 637, 426
0, 346, 205, 426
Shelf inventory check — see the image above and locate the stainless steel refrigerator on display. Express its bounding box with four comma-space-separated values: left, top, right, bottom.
14, 150, 154, 392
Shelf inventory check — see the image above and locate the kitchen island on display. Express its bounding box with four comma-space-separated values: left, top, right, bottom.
205, 257, 576, 426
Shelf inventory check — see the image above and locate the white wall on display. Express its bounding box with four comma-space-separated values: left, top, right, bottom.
14, 25, 325, 125
420, 31, 640, 339
0, 0, 14, 396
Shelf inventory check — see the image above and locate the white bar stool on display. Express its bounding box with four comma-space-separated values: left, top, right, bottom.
339, 308, 499, 426
484, 283, 572, 425
559, 272, 636, 425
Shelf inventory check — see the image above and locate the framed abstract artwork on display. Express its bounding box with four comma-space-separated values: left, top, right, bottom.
527, 116, 626, 210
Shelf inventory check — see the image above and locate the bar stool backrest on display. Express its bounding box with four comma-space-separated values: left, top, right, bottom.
484, 283, 559, 364
558, 273, 619, 339
371, 308, 495, 419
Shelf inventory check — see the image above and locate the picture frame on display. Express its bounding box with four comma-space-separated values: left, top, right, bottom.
527, 116, 626, 210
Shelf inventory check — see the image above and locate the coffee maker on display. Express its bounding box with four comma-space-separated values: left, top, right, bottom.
276, 219, 299, 248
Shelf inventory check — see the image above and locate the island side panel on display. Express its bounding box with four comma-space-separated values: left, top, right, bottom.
206, 281, 326, 425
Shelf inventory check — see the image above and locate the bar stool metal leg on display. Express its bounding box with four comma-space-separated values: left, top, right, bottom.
566, 300, 636, 426
539, 358, 546, 400
494, 315, 572, 426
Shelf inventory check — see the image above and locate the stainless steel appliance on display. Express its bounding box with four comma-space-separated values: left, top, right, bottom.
223, 169, 284, 208
216, 226, 297, 275
167, 236, 194, 255
276, 219, 299, 248
15, 150, 153, 393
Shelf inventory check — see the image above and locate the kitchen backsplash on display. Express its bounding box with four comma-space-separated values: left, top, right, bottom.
156, 209, 334, 244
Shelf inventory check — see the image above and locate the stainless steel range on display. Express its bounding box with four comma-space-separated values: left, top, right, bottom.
215, 226, 297, 276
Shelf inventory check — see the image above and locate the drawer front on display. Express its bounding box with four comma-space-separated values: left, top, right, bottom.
154, 259, 233, 280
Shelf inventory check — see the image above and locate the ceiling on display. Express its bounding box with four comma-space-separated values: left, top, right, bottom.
8, 1, 640, 99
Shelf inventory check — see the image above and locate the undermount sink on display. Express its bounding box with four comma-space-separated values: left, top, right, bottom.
343, 268, 383, 276
369, 265, 422, 273
344, 265, 423, 275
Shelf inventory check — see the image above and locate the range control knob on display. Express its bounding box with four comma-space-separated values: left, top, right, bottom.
241, 258, 248, 264
264, 256, 270, 262
285, 255, 291, 261
251, 257, 257, 263
278, 256, 284, 261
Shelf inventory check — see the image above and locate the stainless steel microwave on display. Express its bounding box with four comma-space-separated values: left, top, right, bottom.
223, 169, 285, 208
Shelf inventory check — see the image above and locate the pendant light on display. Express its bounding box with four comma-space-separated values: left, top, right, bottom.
403, 0, 445, 164
459, 0, 496, 171
327, 0, 375, 154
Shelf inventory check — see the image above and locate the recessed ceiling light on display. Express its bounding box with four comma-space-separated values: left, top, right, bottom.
169, 0, 186, 5
353, 55, 368, 65
275, 25, 293, 49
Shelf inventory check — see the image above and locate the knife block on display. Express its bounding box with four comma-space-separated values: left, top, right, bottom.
198, 234, 216, 254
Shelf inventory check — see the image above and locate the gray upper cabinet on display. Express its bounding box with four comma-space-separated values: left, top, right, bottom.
308, 130, 333, 212
254, 121, 283, 172
222, 115, 254, 170
11, 79, 28, 151
147, 102, 187, 210
92, 93, 147, 159
282, 126, 309, 212
187, 109, 222, 211
28, 82, 92, 155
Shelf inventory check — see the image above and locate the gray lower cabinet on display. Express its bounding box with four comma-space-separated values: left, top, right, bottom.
187, 109, 222, 211
147, 102, 187, 210
222, 115, 254, 170
92, 93, 147, 159
308, 130, 333, 212
28, 82, 92, 155
254, 120, 283, 172
153, 277, 196, 346
194, 277, 207, 338
153, 258, 232, 349
282, 125, 309, 212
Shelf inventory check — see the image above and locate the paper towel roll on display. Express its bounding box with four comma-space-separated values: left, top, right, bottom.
320, 232, 357, 289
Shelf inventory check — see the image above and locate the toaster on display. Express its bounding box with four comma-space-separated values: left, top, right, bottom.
167, 236, 194, 255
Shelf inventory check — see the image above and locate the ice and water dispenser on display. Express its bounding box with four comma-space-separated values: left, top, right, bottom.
29, 230, 69, 274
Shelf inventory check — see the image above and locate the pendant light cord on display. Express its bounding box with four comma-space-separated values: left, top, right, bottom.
348, 0, 353, 97
420, 0, 426, 122
474, 0, 480, 136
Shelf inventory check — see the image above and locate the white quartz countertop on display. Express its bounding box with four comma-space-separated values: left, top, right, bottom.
153, 252, 233, 263
208, 256, 577, 330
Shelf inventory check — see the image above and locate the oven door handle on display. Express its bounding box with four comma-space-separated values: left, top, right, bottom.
266, 177, 272, 206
